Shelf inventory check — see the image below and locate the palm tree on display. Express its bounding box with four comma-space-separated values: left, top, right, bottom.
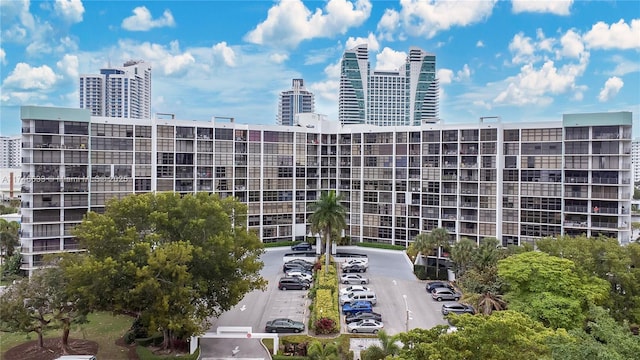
307, 340, 338, 360
361, 330, 401, 360
477, 291, 507, 315
450, 237, 476, 276
308, 190, 347, 273
0, 218, 20, 258
413, 228, 451, 279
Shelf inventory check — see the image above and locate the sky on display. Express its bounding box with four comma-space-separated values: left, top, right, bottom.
1, 0, 639, 138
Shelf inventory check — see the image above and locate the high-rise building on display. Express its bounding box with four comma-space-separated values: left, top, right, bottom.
632, 138, 640, 183
0, 135, 21, 168
79, 60, 151, 119
339, 45, 439, 126
277, 79, 315, 126
19, 106, 633, 274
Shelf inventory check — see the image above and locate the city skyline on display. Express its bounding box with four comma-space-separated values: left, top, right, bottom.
1, 0, 639, 137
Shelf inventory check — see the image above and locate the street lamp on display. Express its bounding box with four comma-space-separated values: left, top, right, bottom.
402, 294, 410, 333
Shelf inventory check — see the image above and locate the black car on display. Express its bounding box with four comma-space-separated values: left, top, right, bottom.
285, 259, 315, 268
278, 277, 310, 290
265, 318, 305, 333
426, 281, 454, 293
342, 264, 367, 273
345, 311, 383, 324
283, 262, 313, 273
291, 242, 312, 251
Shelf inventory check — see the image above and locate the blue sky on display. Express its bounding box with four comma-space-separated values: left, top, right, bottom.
1, 0, 639, 137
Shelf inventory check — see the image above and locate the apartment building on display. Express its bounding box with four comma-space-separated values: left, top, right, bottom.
0, 135, 21, 168
19, 106, 633, 273
277, 79, 315, 126
339, 45, 438, 126
632, 139, 640, 183
79, 60, 152, 119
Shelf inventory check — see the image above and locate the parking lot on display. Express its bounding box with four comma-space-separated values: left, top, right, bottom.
208, 246, 448, 336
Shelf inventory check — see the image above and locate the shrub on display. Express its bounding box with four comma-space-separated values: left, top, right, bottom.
134, 333, 163, 347
414, 264, 427, 280
356, 242, 405, 250
314, 317, 337, 335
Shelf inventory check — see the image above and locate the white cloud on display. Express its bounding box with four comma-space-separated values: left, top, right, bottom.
509, 32, 537, 64
56, 54, 78, 79
116, 40, 194, 76
3, 62, 59, 90
121, 7, 175, 31
379, 0, 496, 39
437, 69, 454, 85
0, 0, 35, 43
377, 8, 400, 41
270, 53, 289, 64
244, 0, 372, 48
583, 19, 640, 50
456, 64, 471, 81
476, 40, 484, 47
511, 0, 573, 15
345, 33, 380, 52
54, 0, 84, 23
374, 47, 406, 71
606, 55, 640, 77
598, 76, 623, 102
558, 29, 584, 59
212, 42, 237, 67
494, 59, 587, 106
0, 48, 5, 64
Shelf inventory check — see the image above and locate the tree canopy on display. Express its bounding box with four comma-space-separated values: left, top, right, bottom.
497, 251, 609, 330
65, 192, 266, 349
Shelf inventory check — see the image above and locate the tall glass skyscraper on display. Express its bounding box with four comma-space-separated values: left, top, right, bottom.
277, 79, 315, 126
79, 60, 152, 119
339, 45, 439, 126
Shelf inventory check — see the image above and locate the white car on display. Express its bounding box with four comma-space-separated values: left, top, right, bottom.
285, 271, 313, 282
341, 259, 368, 269
340, 273, 369, 285
347, 319, 384, 334
339, 285, 371, 296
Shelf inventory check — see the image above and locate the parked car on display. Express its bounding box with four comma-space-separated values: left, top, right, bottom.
431, 287, 461, 301
278, 277, 310, 291
339, 285, 371, 296
342, 300, 373, 315
291, 242, 312, 251
285, 270, 313, 282
341, 259, 368, 269
286, 259, 314, 267
283, 262, 313, 273
339, 291, 377, 306
342, 263, 367, 273
426, 281, 454, 292
340, 273, 369, 285
441, 302, 476, 315
265, 318, 305, 333
347, 319, 384, 334
345, 311, 382, 324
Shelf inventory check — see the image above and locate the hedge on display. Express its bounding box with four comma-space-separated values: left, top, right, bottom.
356, 242, 406, 251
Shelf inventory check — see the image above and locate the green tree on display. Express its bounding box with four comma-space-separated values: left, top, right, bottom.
0, 218, 20, 258
307, 340, 338, 360
67, 192, 266, 349
396, 311, 560, 360
361, 329, 401, 360
413, 228, 451, 279
0, 204, 18, 215
449, 237, 476, 276
308, 190, 347, 273
498, 251, 609, 330
536, 235, 640, 324
547, 305, 640, 360
0, 278, 52, 348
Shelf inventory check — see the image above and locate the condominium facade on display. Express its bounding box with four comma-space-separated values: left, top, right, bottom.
632, 139, 640, 183
339, 45, 438, 126
79, 60, 152, 119
0, 136, 21, 168
277, 79, 315, 126
19, 106, 633, 273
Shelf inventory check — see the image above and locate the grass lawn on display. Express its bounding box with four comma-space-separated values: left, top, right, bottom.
0, 312, 133, 360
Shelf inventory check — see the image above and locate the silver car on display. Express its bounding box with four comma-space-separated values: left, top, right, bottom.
346, 319, 384, 334
340, 273, 369, 285
431, 287, 461, 301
